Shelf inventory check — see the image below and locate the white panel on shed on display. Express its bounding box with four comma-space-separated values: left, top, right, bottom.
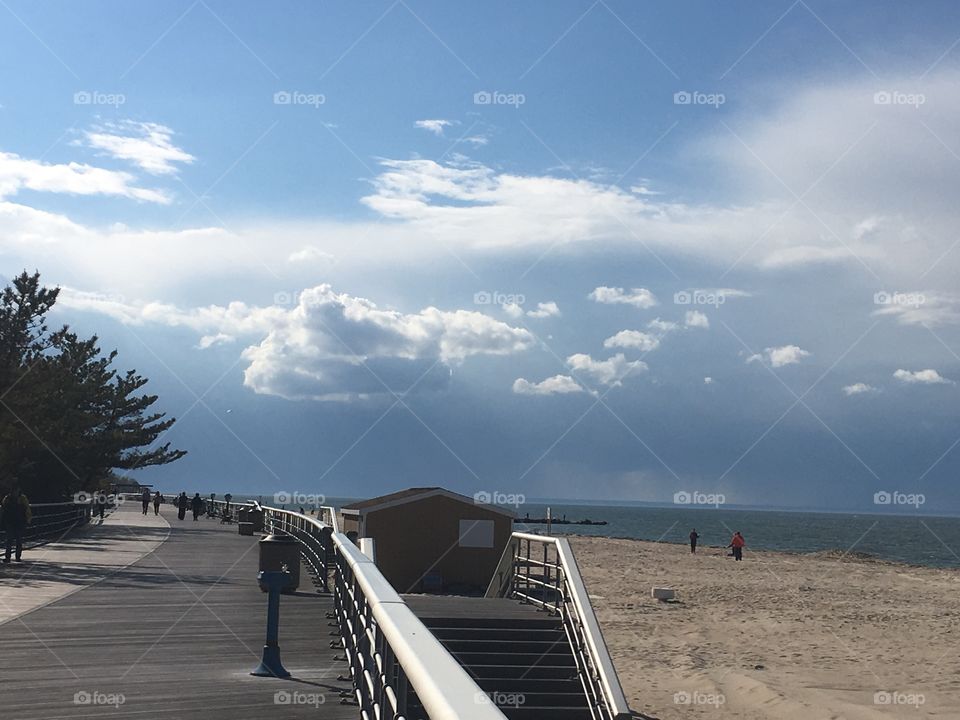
459, 519, 494, 548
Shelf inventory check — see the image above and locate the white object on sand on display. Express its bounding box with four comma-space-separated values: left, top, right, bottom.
652, 587, 676, 600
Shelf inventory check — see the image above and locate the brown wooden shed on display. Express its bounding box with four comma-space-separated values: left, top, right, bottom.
340, 487, 515, 594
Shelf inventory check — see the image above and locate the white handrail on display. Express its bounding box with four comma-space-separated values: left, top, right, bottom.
259, 504, 507, 720
490, 531, 631, 720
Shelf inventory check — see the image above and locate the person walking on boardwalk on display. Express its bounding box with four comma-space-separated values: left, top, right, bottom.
141, 488, 150, 515
153, 491, 162, 516
1, 484, 31, 563
191, 493, 203, 521
177, 492, 188, 521
689, 528, 700, 554
95, 489, 107, 520
729, 531, 745, 561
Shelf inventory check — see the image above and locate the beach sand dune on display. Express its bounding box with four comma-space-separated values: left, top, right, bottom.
570, 536, 960, 719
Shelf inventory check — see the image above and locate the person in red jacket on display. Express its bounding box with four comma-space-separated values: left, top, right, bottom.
729, 531, 745, 561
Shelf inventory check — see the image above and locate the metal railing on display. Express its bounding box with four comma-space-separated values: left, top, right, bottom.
0, 499, 102, 550
254, 504, 506, 720
486, 531, 630, 720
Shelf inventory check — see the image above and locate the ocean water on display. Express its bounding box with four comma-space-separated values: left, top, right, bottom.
225, 494, 960, 569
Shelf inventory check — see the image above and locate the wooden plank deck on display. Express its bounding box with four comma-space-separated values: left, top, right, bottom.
0, 506, 355, 720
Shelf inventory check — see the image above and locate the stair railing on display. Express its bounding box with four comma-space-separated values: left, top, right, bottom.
485, 531, 631, 720
249, 504, 507, 720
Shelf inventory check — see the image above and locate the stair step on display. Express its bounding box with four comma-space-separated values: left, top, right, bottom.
418, 616, 560, 630
447, 651, 577, 667
429, 626, 567, 641
502, 706, 594, 720
465, 664, 581, 680
440, 638, 573, 654
474, 678, 585, 694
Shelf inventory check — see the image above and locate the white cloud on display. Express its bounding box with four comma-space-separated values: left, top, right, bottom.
512, 374, 584, 396
83, 121, 194, 176
647, 318, 679, 333
0, 152, 169, 204
873, 292, 960, 327
588, 286, 658, 309
684, 310, 709, 329
842, 382, 876, 396
502, 302, 524, 319
704, 377, 714, 385
603, 330, 660, 352
893, 369, 953, 385
288, 246, 335, 264
527, 301, 560, 319
414, 119, 452, 136
747, 345, 810, 368
566, 352, 647, 387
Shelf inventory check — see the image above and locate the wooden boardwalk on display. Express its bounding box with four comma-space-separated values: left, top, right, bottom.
0, 506, 355, 720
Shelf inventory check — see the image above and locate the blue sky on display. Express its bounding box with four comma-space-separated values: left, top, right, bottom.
2, 1, 960, 512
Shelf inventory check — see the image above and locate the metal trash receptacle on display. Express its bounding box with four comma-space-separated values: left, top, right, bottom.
258, 533, 300, 593
249, 508, 264, 532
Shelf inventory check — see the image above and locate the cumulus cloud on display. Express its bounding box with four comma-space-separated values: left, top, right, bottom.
647, 318, 679, 332
288, 246, 335, 264
588, 286, 657, 309
684, 310, 709, 329
842, 382, 876, 396
62, 285, 535, 401
566, 352, 647, 387
893, 369, 953, 385
747, 345, 810, 368
603, 330, 660, 352
83, 121, 195, 176
0, 152, 169, 204
873, 292, 960, 327
527, 301, 560, 319
414, 119, 452, 136
704, 377, 714, 385
512, 374, 584, 396
502, 302, 524, 319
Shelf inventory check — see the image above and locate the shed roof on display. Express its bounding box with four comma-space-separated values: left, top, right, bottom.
341, 487, 515, 518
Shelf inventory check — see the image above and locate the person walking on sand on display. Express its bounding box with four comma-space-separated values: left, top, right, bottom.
191, 493, 203, 521
153, 491, 162, 515
729, 531, 745, 561
177, 492, 188, 521
141, 488, 150, 515
1, 484, 31, 564
689, 528, 700, 554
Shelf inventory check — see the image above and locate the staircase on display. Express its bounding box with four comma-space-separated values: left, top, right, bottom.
403, 596, 593, 720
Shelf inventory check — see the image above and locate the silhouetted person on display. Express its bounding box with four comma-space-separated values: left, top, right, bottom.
153, 491, 162, 515
96, 490, 107, 520
729, 531, 745, 561
177, 492, 188, 521
141, 488, 150, 515
689, 529, 700, 554
1, 484, 31, 563
191, 493, 203, 521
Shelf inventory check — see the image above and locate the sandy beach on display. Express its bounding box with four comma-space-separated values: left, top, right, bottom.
570, 536, 960, 719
